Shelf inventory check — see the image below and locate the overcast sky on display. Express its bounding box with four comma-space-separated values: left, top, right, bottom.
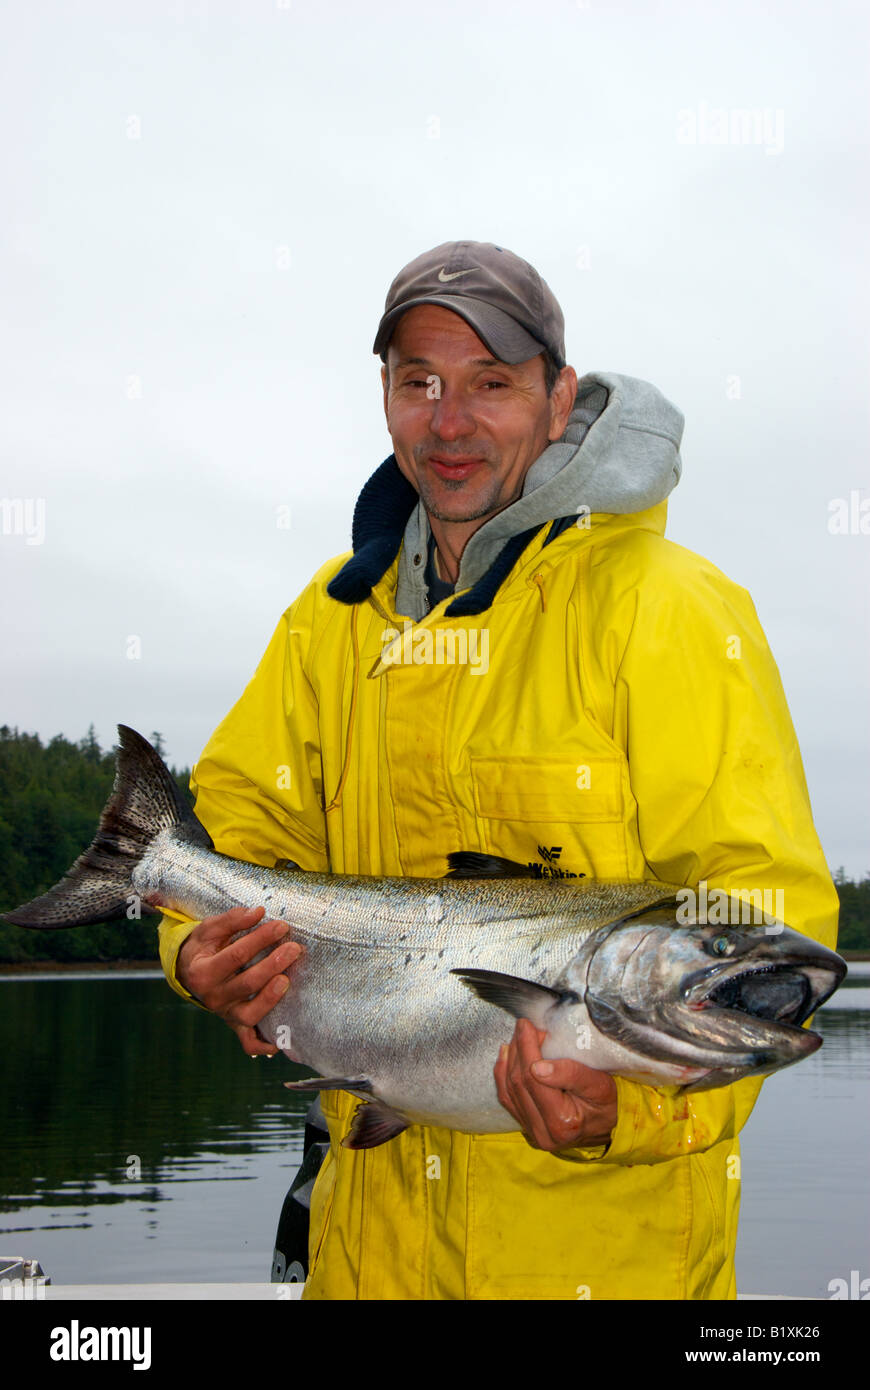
1, 0, 868, 876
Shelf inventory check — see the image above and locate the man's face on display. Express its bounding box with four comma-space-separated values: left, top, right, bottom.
382, 305, 575, 527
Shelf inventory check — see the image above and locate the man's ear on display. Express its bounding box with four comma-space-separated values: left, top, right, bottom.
548, 366, 578, 441
381, 363, 389, 423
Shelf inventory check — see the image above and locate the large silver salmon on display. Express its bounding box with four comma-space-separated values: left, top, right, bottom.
5, 727, 845, 1148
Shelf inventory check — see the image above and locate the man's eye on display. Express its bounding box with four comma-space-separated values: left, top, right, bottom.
483, 380, 508, 390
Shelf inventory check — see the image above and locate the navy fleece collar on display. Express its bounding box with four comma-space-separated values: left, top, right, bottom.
326, 455, 547, 617
326, 457, 417, 605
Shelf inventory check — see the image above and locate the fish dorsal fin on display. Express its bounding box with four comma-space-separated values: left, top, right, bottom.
446, 852, 534, 879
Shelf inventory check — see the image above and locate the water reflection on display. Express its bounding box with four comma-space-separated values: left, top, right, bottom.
736, 965, 870, 1298
1, 969, 867, 1290
1, 976, 307, 1281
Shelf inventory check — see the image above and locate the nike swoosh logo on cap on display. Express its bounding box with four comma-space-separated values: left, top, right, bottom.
437, 267, 476, 282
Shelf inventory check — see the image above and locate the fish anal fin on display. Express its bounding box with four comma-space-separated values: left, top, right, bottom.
452, 967, 579, 1023
446, 852, 533, 879
343, 1100, 410, 1150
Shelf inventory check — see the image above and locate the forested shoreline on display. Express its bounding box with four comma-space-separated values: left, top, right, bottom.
0, 725, 187, 963
1, 725, 868, 962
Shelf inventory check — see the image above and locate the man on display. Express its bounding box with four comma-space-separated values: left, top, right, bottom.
158, 240, 838, 1299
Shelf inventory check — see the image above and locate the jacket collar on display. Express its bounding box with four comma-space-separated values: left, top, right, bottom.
326, 454, 548, 619
325, 457, 418, 606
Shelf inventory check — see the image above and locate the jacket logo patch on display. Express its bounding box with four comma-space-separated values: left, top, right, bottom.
529, 846, 583, 879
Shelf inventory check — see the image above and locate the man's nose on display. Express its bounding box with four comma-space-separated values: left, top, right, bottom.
428, 387, 477, 440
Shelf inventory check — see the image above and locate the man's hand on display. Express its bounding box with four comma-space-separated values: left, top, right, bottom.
175, 906, 303, 1056
494, 1018, 618, 1152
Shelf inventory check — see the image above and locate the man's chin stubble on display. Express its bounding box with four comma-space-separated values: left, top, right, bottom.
426, 501, 502, 523
419, 479, 508, 525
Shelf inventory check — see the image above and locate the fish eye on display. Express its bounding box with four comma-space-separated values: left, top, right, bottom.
711, 935, 733, 956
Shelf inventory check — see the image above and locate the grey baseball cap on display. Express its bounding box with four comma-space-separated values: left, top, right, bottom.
373, 240, 566, 368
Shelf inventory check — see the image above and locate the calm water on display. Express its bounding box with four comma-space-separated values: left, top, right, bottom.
1, 966, 867, 1296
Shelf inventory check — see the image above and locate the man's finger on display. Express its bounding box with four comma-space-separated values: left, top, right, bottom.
530, 1056, 616, 1102
186, 917, 291, 994
214, 960, 294, 1025
208, 940, 303, 1013
504, 1024, 557, 1148
515, 1020, 612, 1113
494, 1023, 540, 1117
193, 905, 268, 951
523, 1074, 585, 1146
234, 1022, 279, 1057
177, 907, 279, 994
498, 1019, 615, 1150
212, 916, 290, 973
514, 1017, 547, 1062
527, 1057, 617, 1147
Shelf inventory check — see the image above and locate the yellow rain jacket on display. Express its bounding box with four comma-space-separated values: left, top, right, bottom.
159, 372, 838, 1300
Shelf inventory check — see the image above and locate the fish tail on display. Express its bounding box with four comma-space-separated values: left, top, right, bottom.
3, 725, 211, 930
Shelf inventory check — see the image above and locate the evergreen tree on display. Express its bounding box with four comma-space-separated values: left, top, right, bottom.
80, 723, 102, 764
0, 725, 192, 963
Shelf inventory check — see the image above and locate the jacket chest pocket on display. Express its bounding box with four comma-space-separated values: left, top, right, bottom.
469, 755, 630, 879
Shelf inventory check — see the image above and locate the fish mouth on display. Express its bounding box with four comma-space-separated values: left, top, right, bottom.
667, 950, 847, 1075
685, 961, 823, 1029
585, 930, 846, 1084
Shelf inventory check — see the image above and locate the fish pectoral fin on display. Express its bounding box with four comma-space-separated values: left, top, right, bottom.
343, 1100, 410, 1150
283, 1076, 374, 1095
451, 968, 579, 1023
445, 852, 534, 879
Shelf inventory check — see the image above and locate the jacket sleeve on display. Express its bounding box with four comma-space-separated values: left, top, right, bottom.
158, 576, 333, 998
566, 542, 840, 1165
158, 909, 205, 1004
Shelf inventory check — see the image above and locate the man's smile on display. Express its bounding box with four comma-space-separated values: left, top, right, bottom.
427, 455, 488, 482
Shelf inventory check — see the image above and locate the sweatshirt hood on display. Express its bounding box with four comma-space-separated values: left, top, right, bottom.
327, 371, 684, 619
